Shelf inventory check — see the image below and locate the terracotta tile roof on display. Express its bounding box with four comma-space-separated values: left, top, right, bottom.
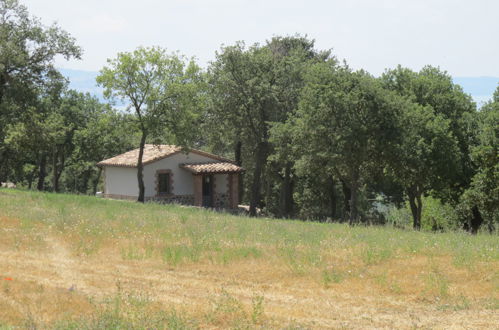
180, 162, 244, 174
97, 144, 232, 168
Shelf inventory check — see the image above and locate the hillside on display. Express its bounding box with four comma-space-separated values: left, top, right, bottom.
58, 68, 499, 106
0, 189, 497, 328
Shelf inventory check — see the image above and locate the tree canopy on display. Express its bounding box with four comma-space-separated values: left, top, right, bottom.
0, 0, 81, 182
97, 46, 205, 202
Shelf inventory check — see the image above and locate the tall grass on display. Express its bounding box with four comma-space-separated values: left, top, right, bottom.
1, 188, 497, 268
0, 188, 498, 328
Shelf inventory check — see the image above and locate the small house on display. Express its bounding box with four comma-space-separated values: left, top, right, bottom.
97, 145, 244, 208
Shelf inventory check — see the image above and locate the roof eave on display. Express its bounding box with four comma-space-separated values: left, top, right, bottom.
96, 145, 236, 168
96, 163, 137, 168
179, 163, 245, 175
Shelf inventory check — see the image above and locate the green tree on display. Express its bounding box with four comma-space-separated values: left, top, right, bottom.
208, 36, 330, 216
69, 107, 138, 194
458, 88, 499, 233
4, 71, 68, 190
0, 0, 80, 181
272, 121, 339, 221
381, 66, 477, 229
388, 103, 460, 229
293, 63, 400, 224
208, 42, 277, 215
97, 46, 204, 202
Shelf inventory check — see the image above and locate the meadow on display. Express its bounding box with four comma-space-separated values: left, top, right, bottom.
0, 189, 497, 329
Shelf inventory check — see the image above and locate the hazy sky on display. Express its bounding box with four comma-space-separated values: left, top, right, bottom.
23, 0, 499, 77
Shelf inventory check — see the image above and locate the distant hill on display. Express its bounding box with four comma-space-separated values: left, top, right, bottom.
453, 77, 499, 105
59, 69, 104, 102
59, 68, 498, 107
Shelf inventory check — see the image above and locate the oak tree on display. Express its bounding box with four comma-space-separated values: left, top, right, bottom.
97, 47, 204, 202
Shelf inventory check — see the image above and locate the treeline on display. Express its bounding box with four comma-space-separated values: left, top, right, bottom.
0, 0, 138, 193
0, 0, 497, 233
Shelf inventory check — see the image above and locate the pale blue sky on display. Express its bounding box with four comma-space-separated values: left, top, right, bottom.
23, 0, 499, 77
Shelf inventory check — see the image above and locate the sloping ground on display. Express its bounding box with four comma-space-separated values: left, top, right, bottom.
0, 189, 498, 328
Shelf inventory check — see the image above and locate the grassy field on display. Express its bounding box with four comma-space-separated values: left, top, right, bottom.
0, 189, 498, 329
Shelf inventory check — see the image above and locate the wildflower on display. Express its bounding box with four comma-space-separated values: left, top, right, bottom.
4, 277, 13, 281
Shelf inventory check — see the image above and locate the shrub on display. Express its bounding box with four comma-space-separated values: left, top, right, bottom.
385, 196, 458, 231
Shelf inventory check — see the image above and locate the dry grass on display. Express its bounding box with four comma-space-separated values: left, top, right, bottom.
0, 189, 498, 329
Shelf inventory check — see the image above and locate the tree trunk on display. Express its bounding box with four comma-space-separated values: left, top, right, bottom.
57, 151, 65, 191
52, 149, 59, 192
348, 170, 360, 225
341, 179, 351, 222
51, 146, 66, 193
37, 154, 47, 191
329, 177, 337, 220
137, 131, 147, 203
234, 140, 244, 203
0, 148, 7, 183
469, 205, 483, 235
249, 142, 267, 217
280, 162, 293, 218
27, 165, 37, 189
28, 175, 33, 189
408, 185, 423, 230
235, 141, 242, 166
349, 186, 358, 225
416, 193, 422, 228
92, 167, 103, 195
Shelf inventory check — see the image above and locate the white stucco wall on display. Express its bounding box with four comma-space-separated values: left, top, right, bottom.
104, 152, 231, 198
144, 152, 231, 197
104, 166, 139, 197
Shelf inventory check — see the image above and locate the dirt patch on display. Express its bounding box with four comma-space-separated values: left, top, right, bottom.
1, 236, 498, 328
0, 216, 21, 227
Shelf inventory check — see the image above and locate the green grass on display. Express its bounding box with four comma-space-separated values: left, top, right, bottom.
1, 188, 497, 269
1, 188, 498, 328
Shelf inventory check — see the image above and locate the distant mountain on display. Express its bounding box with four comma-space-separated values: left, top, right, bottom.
59, 68, 498, 107
59, 69, 104, 102
453, 77, 498, 105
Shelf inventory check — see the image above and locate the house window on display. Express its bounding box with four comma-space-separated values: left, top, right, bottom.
157, 172, 171, 195
155, 169, 173, 197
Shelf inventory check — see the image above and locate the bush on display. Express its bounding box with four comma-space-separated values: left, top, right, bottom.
385, 196, 459, 231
